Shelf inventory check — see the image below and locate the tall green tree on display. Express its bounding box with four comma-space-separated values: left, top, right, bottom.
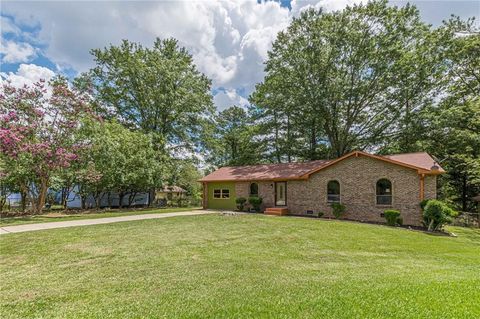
89, 38, 214, 155
422, 17, 480, 211
89, 38, 214, 203
77, 120, 162, 209
251, 0, 437, 159
209, 106, 263, 166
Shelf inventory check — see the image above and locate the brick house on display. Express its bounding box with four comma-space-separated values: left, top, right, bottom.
199, 151, 445, 226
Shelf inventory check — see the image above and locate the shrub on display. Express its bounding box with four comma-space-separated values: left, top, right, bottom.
396, 216, 403, 226
248, 196, 263, 212
317, 211, 324, 218
235, 197, 247, 211
419, 199, 431, 210
384, 209, 401, 226
423, 200, 458, 231
331, 203, 346, 219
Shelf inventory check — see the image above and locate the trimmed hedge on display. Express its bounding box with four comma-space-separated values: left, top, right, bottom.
235, 197, 247, 211
248, 196, 263, 212
384, 209, 401, 226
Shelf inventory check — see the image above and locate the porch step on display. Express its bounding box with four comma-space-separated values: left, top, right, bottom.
264, 207, 289, 216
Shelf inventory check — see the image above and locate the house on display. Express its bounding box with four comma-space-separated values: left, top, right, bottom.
199, 151, 445, 226
155, 185, 187, 201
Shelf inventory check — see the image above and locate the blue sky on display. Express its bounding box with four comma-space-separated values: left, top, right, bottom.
1, 0, 479, 111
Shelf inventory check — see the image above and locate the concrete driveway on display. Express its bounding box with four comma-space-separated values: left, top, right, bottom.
0, 210, 217, 235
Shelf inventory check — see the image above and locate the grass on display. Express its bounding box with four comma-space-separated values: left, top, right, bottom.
0, 207, 201, 226
1, 214, 479, 318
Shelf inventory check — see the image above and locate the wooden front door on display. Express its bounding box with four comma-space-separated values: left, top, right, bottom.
275, 182, 287, 206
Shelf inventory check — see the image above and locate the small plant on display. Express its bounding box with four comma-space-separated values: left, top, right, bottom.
317, 211, 324, 218
248, 196, 263, 212
235, 197, 247, 211
384, 209, 401, 226
423, 199, 458, 231
419, 199, 431, 210
331, 203, 346, 219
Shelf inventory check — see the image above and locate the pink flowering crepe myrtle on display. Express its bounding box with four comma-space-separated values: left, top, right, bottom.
0, 78, 97, 212
1, 79, 92, 173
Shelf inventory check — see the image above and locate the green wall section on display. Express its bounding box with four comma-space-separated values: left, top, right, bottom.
207, 182, 236, 210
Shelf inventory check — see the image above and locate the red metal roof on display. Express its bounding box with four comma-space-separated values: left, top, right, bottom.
200, 151, 444, 182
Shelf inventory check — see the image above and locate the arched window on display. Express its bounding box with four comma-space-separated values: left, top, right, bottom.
376, 179, 392, 205
327, 180, 340, 203
250, 183, 259, 196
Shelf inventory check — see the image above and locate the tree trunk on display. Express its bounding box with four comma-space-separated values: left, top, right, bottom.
148, 188, 156, 207
94, 191, 102, 209
107, 192, 113, 208
462, 175, 467, 212
34, 177, 48, 215
81, 195, 86, 209
118, 191, 125, 209
128, 191, 138, 207
61, 186, 71, 209
20, 187, 28, 213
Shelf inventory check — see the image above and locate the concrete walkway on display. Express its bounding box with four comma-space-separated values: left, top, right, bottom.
0, 210, 217, 235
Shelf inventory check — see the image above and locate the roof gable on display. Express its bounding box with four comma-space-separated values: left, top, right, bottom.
301, 151, 444, 178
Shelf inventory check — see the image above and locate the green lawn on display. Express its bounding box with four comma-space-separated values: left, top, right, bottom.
0, 207, 201, 226
1, 214, 479, 318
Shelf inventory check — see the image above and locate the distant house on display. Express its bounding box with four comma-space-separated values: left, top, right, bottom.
199, 151, 445, 226
156, 185, 187, 201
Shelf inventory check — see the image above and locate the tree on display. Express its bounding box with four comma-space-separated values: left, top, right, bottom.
77, 120, 163, 209
421, 18, 480, 211
89, 38, 214, 204
0, 78, 92, 214
89, 38, 214, 155
251, 1, 437, 159
208, 106, 263, 166
166, 160, 203, 204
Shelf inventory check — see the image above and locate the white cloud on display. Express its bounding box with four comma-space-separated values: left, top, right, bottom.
0, 63, 55, 87
1, 1, 288, 88
1, 16, 21, 36
0, 40, 37, 63
0, 0, 380, 109
291, 0, 365, 16
213, 88, 250, 111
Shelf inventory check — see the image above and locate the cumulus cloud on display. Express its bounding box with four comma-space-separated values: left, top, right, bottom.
0, 63, 55, 87
0, 0, 366, 109
213, 88, 250, 111
0, 40, 37, 63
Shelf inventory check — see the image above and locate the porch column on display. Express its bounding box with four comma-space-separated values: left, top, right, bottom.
419, 174, 425, 201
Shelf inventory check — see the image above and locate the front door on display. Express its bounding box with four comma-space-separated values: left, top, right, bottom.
275, 182, 287, 206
